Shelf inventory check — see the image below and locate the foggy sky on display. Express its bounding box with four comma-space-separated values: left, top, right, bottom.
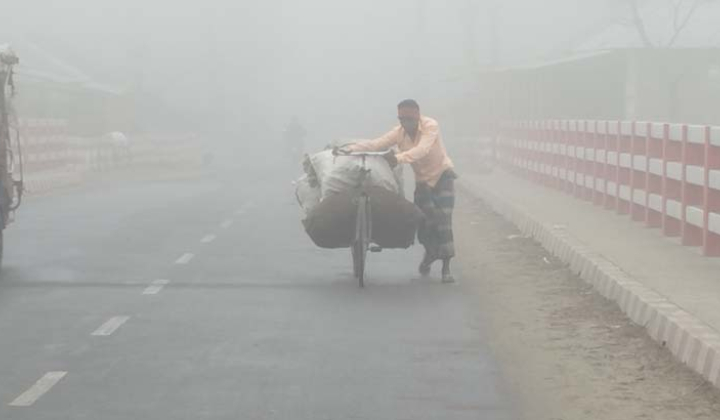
4, 1, 633, 142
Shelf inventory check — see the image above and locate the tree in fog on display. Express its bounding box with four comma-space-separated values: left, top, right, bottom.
456, 0, 502, 68
619, 0, 717, 47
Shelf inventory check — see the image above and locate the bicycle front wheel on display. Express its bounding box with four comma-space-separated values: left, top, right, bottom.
352, 240, 365, 287
352, 195, 370, 287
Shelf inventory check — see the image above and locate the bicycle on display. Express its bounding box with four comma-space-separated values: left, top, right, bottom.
333, 149, 393, 287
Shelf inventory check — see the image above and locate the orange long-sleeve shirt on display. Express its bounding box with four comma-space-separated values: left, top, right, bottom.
349, 116, 454, 187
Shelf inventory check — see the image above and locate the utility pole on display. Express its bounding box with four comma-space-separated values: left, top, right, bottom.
462, 0, 481, 70
412, 0, 428, 81
487, 0, 501, 68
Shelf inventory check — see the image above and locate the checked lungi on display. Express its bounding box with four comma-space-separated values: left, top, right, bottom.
414, 170, 457, 260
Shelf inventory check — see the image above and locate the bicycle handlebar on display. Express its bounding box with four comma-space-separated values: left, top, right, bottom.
333, 148, 393, 157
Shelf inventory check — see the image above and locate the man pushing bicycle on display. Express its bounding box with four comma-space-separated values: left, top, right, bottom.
342, 99, 458, 283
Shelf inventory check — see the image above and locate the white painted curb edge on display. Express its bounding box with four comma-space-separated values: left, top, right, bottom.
460, 178, 720, 389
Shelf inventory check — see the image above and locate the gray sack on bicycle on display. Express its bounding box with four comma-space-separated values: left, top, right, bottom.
310, 150, 400, 200
303, 186, 423, 249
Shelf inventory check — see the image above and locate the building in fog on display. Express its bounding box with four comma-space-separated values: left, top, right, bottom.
464, 2, 720, 130
480, 48, 720, 126
4, 39, 130, 135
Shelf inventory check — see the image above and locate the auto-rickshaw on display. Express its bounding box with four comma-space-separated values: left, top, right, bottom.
0, 45, 25, 265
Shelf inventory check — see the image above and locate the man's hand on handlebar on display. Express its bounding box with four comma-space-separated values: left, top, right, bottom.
332, 146, 352, 156
331, 146, 398, 167
383, 151, 398, 168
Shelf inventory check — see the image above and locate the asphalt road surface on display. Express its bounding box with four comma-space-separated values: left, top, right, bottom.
0, 165, 515, 420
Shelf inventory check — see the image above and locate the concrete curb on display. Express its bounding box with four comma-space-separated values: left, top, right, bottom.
24, 171, 85, 196
460, 178, 720, 389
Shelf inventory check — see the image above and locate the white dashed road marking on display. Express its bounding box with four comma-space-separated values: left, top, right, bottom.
9, 371, 68, 407
143, 279, 170, 295
92, 316, 130, 336
236, 201, 255, 215
220, 219, 234, 229
200, 234, 217, 244
175, 253, 195, 264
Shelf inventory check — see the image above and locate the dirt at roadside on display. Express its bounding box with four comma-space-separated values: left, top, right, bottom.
456, 191, 720, 420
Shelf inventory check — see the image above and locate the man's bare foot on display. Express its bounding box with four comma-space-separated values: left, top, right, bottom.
419, 261, 432, 276
441, 258, 454, 283
419, 253, 434, 276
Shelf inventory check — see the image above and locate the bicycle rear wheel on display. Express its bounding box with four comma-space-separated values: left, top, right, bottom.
352, 241, 365, 287
352, 195, 370, 287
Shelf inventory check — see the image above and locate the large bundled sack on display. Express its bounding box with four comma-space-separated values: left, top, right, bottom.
368, 186, 423, 248
295, 175, 321, 215
310, 150, 399, 199
302, 192, 354, 249
303, 186, 423, 249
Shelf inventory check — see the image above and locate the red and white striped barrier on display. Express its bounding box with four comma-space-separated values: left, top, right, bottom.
498, 120, 720, 257
13, 118, 204, 195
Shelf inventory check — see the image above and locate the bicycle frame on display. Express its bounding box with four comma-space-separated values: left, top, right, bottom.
352, 155, 372, 287
334, 149, 392, 287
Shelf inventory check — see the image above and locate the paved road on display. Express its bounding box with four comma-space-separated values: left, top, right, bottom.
0, 165, 515, 419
